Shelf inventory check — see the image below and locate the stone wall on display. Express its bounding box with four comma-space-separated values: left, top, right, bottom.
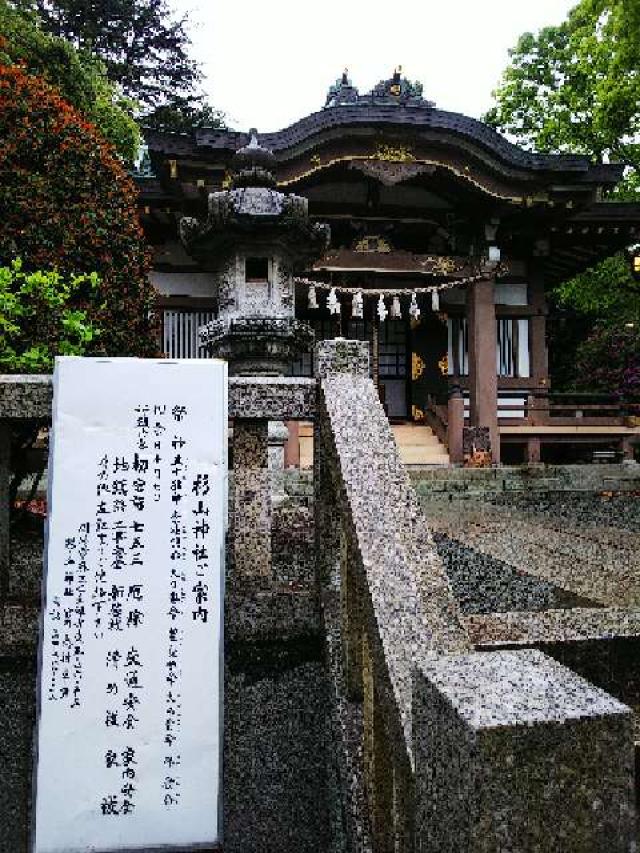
0, 376, 338, 853
410, 462, 640, 496
0, 643, 337, 853
414, 650, 636, 853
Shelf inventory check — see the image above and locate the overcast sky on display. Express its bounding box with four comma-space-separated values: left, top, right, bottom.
172, 0, 577, 132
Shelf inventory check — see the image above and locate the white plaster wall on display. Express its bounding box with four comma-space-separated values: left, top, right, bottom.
443, 282, 528, 306
495, 282, 528, 305
151, 272, 217, 298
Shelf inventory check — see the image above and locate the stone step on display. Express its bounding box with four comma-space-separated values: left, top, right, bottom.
393, 426, 440, 441
392, 424, 450, 466
399, 448, 450, 465
394, 434, 443, 447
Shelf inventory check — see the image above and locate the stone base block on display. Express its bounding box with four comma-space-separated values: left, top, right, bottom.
414, 649, 636, 853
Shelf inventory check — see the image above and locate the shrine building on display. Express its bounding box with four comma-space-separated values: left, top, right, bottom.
136, 69, 640, 465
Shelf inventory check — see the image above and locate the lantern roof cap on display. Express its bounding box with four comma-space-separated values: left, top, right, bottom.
233, 129, 277, 188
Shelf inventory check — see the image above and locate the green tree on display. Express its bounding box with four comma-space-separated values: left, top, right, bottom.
0, 259, 102, 372
550, 253, 640, 393
554, 253, 640, 321
142, 99, 225, 134
485, 0, 640, 392
484, 0, 640, 173
0, 0, 139, 161
14, 0, 206, 115
0, 258, 106, 515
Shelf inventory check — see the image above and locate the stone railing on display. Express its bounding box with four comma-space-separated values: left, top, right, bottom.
314, 340, 470, 849
313, 340, 637, 852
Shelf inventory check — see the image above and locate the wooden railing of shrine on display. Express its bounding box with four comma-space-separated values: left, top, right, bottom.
524, 391, 640, 426
424, 388, 640, 427
423, 393, 449, 446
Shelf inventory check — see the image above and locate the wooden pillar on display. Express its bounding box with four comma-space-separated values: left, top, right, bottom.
468, 278, 500, 464
283, 420, 299, 468
529, 264, 550, 387
447, 385, 464, 465
530, 314, 549, 384
621, 437, 635, 461
527, 436, 542, 464
528, 390, 550, 426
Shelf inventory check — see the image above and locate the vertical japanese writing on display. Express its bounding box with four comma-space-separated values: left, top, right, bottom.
36, 359, 225, 851
162, 405, 189, 808
96, 403, 153, 817
47, 523, 89, 707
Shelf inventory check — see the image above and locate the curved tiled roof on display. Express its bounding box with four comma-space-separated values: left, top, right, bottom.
184, 104, 621, 183
142, 103, 624, 194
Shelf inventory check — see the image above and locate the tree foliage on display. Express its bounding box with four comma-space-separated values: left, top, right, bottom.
485, 0, 640, 393
0, 259, 102, 372
141, 99, 225, 134
0, 0, 139, 161
13, 0, 205, 114
484, 0, 640, 173
554, 253, 640, 320
574, 323, 640, 395
0, 64, 159, 360
550, 253, 640, 393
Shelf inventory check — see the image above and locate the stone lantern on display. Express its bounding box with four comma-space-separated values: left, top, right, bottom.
180, 131, 330, 375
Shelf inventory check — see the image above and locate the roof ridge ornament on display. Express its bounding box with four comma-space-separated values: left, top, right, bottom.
370, 67, 433, 106
324, 67, 435, 110
325, 69, 359, 107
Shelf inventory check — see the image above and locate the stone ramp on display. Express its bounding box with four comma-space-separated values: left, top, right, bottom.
318, 371, 469, 757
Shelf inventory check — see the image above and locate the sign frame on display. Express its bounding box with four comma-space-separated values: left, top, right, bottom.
31, 357, 227, 853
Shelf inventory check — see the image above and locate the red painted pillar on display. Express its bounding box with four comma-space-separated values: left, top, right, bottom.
284, 420, 300, 468
468, 277, 500, 464
527, 437, 542, 464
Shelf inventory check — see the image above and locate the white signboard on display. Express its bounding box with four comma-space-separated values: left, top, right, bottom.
33, 357, 227, 853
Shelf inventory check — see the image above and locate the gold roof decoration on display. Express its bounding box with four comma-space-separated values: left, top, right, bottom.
373, 144, 415, 163
354, 235, 392, 254
412, 352, 426, 381
420, 255, 464, 276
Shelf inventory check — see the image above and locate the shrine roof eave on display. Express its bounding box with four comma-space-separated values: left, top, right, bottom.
143, 105, 623, 186
568, 200, 640, 224
312, 249, 475, 277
